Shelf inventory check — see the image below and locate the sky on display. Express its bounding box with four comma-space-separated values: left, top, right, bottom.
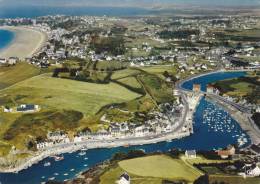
0, 0, 260, 7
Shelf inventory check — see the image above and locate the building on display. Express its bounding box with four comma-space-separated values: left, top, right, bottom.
185, 150, 197, 158
248, 165, 260, 176
16, 104, 40, 113
117, 172, 130, 184
193, 84, 201, 93
206, 85, 214, 93
217, 145, 236, 159
8, 57, 19, 65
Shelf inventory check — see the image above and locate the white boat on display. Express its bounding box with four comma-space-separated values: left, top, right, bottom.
84, 164, 88, 167
84, 157, 88, 160
54, 173, 59, 176
64, 173, 69, 176
70, 168, 75, 172
78, 151, 86, 156
81, 147, 88, 151
49, 177, 55, 180
54, 155, 64, 161
44, 162, 51, 167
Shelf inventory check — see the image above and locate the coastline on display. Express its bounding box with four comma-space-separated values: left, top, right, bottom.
0, 93, 200, 174
0, 26, 47, 59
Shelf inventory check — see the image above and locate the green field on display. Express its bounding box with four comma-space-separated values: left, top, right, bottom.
0, 73, 141, 151
0, 62, 41, 89
0, 74, 141, 116
100, 155, 202, 184
0, 63, 176, 156
209, 175, 260, 184
212, 74, 260, 104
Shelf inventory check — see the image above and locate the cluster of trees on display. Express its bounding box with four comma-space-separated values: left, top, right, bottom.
90, 35, 126, 56
252, 112, 260, 129
158, 29, 200, 39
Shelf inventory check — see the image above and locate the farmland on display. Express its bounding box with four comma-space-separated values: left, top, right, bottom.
100, 155, 202, 184
0, 62, 41, 89
0, 63, 176, 154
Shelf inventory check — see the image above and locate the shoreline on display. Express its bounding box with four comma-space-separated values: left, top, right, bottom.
0, 70, 252, 174
0, 94, 200, 174
0, 26, 47, 59
0, 131, 192, 173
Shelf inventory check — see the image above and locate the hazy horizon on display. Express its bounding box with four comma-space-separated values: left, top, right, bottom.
0, 0, 260, 8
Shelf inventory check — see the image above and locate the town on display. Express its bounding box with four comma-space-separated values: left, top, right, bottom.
0, 10, 259, 184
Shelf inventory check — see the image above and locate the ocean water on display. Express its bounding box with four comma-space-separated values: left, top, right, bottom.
0, 29, 15, 50
0, 6, 151, 18
0, 71, 251, 184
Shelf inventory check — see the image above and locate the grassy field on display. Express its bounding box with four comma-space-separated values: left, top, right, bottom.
0, 62, 41, 89
0, 73, 141, 150
0, 63, 177, 156
209, 175, 260, 184
0, 74, 141, 116
100, 155, 202, 184
212, 74, 260, 104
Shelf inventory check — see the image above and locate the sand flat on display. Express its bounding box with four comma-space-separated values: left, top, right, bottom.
0, 26, 47, 59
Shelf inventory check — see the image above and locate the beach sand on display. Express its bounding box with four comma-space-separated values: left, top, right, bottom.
0, 26, 47, 59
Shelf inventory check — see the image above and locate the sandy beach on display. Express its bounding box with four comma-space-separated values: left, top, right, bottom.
0, 26, 47, 59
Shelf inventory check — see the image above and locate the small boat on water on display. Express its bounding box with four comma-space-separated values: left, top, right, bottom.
84, 164, 88, 167
54, 173, 59, 176
54, 155, 64, 161
41, 176, 45, 179
78, 151, 86, 156
84, 157, 88, 160
49, 177, 55, 180
64, 173, 69, 176
70, 168, 75, 172
44, 162, 51, 167
81, 147, 88, 151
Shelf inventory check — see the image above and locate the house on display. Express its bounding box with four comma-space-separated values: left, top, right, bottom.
8, 57, 19, 65
3, 106, 13, 113
217, 145, 236, 159
117, 172, 130, 184
0, 58, 7, 64
16, 104, 39, 113
185, 150, 196, 158
206, 85, 214, 93
248, 165, 260, 176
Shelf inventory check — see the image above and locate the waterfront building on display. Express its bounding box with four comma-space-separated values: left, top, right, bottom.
206, 85, 214, 93
185, 150, 197, 158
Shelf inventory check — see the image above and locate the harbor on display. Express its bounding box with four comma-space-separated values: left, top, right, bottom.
0, 71, 253, 184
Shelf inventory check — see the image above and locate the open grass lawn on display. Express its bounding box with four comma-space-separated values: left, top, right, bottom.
119, 155, 201, 182
111, 68, 141, 80
117, 76, 142, 89
0, 74, 141, 150
0, 74, 141, 116
0, 62, 41, 89
100, 155, 202, 184
212, 74, 259, 101
209, 175, 260, 184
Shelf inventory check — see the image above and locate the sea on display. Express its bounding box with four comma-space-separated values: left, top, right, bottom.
0, 71, 252, 184
0, 6, 152, 19
0, 29, 15, 51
